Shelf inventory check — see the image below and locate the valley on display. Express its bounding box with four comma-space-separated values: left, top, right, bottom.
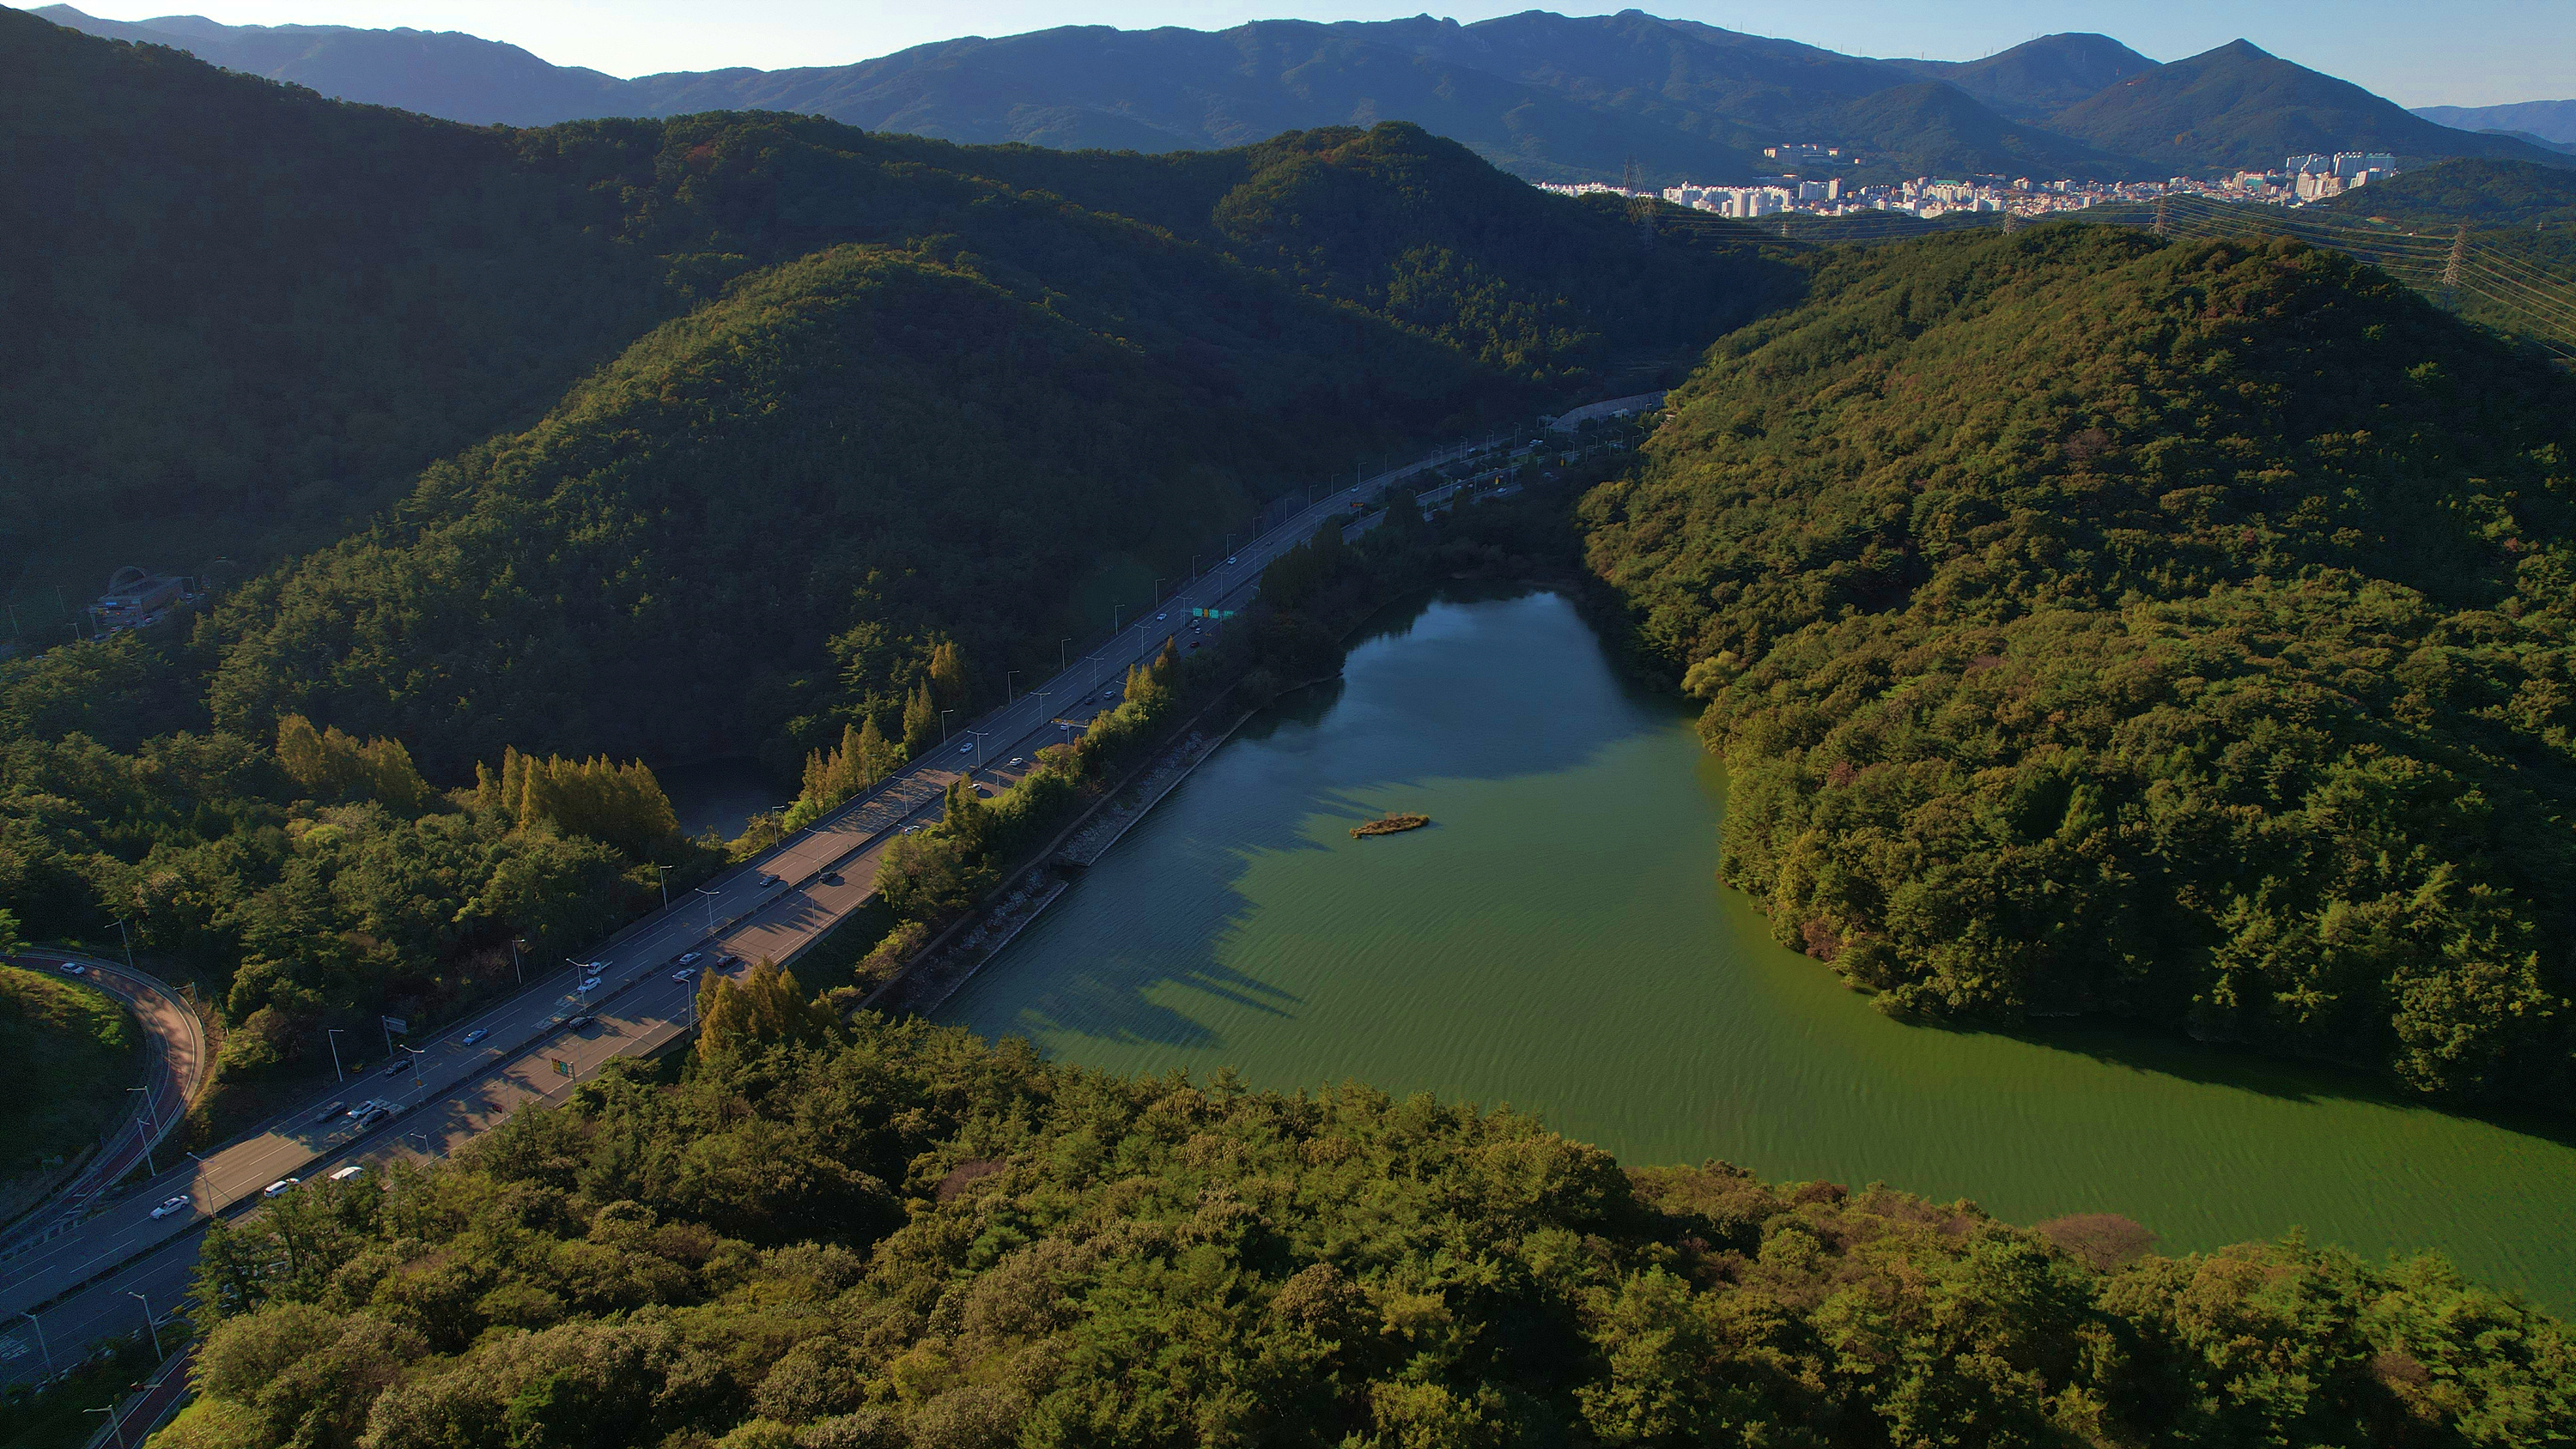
3, 7, 2574, 1444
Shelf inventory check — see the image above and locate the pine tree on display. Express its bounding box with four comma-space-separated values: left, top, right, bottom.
275, 714, 327, 795
855, 714, 892, 785
696, 958, 829, 1062
928, 640, 969, 709
274, 714, 428, 809
943, 776, 990, 855
902, 679, 939, 756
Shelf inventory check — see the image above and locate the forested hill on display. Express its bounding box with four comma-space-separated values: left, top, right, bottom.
2319, 158, 2576, 229
0, 9, 1791, 643
165, 1012, 2574, 1448
0, 16, 1792, 1097
175, 112, 1789, 777
1580, 221, 2576, 1107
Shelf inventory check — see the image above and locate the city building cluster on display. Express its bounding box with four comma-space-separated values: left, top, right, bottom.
1535, 149, 2405, 221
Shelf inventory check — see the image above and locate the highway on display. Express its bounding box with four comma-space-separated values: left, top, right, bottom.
0, 442, 1477, 1384
0, 954, 205, 1253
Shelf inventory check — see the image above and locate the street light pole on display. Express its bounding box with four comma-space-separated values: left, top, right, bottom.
939, 708, 954, 742
325, 1028, 347, 1082
510, 938, 526, 985
125, 1087, 158, 1177
86, 1405, 125, 1449
695, 886, 720, 936
648, 863, 668, 908
128, 1292, 162, 1363
21, 1310, 52, 1375
1059, 637, 1072, 674
112, 918, 136, 973
1005, 670, 1020, 705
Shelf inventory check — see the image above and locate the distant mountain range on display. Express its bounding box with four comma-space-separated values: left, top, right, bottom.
26, 4, 2570, 183
2413, 99, 2576, 151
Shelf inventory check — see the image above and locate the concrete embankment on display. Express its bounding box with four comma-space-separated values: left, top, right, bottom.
867, 688, 1293, 1017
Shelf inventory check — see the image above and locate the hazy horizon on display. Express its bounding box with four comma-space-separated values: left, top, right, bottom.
24, 0, 2574, 110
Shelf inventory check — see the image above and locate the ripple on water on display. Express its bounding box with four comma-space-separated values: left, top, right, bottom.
938, 589, 2576, 1311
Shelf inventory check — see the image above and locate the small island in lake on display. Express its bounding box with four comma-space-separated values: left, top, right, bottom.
1352, 813, 1431, 838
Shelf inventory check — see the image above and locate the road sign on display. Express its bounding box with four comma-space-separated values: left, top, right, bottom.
380, 1015, 408, 1035
552, 1058, 573, 1078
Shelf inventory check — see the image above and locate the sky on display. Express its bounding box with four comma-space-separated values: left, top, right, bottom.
42, 0, 2576, 107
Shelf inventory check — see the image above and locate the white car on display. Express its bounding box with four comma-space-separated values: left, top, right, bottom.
958, 742, 973, 754
58, 961, 84, 976
150, 1194, 191, 1219
263, 1178, 299, 1197
1006, 757, 1024, 768
672, 967, 698, 982
578, 976, 602, 992
675, 951, 702, 967
1156, 612, 1167, 621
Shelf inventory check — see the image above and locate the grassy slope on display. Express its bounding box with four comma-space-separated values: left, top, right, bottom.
0, 964, 139, 1177
1579, 221, 2576, 1106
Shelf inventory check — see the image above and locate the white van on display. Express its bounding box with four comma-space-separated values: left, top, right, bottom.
328, 1165, 365, 1183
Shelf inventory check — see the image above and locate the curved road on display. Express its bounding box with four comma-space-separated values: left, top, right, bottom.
0, 953, 206, 1252
0, 441, 1485, 1383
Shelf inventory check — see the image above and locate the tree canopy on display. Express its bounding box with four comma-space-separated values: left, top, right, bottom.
1581, 220, 2576, 1106
167, 1015, 2575, 1449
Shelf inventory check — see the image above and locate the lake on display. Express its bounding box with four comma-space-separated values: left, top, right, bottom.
937, 589, 2576, 1309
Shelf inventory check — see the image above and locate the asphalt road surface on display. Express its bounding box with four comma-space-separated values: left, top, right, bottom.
0, 954, 204, 1250
0, 443, 1481, 1380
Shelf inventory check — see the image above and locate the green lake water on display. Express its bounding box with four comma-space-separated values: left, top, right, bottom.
937, 590, 2576, 1309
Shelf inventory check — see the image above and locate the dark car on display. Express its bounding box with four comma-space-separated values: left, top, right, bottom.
756, 873, 781, 888
380, 1058, 409, 1077
460, 1028, 489, 1046
566, 1015, 595, 1030
313, 1100, 345, 1125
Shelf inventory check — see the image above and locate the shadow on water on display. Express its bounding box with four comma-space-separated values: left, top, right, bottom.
945, 585, 2576, 1308
994, 588, 1653, 1050
1974, 1014, 2576, 1150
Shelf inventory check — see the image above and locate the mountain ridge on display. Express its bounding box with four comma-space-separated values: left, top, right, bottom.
2415, 97, 2576, 144
30, 5, 2566, 182
2048, 39, 2561, 170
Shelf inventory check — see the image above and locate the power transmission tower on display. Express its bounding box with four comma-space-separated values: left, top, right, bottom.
2002, 209, 2022, 235
2152, 195, 2171, 238
2444, 225, 2468, 291
1621, 156, 1655, 246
